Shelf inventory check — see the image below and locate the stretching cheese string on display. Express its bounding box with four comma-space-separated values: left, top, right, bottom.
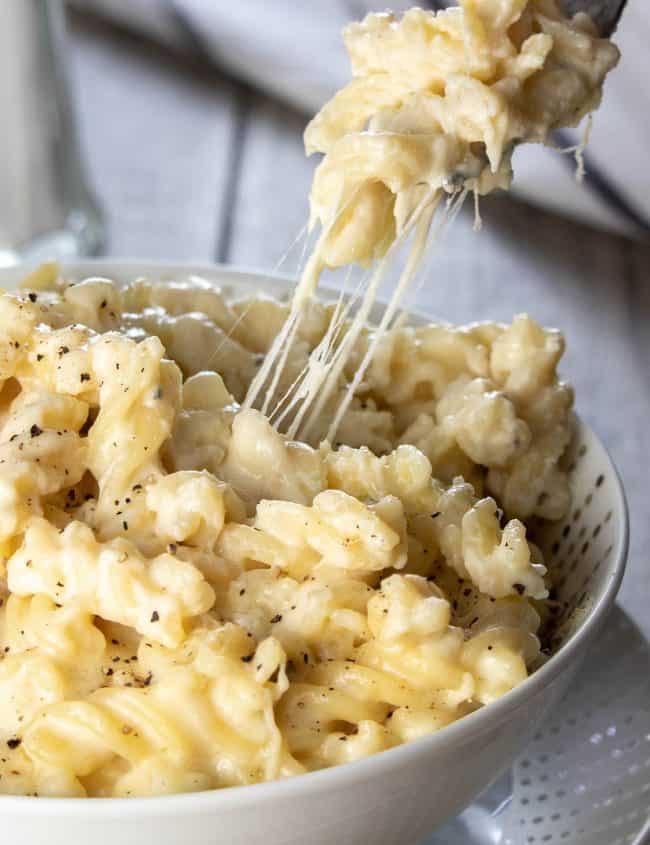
241, 0, 619, 444
243, 183, 465, 444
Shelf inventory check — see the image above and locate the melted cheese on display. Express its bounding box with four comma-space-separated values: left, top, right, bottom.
244, 0, 619, 440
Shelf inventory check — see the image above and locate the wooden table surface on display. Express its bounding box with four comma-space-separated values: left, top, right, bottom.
69, 15, 649, 642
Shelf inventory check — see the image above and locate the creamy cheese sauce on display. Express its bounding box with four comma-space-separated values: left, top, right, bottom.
0, 269, 567, 795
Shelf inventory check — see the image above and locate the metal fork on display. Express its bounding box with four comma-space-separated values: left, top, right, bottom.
426, 0, 627, 36
563, 0, 627, 36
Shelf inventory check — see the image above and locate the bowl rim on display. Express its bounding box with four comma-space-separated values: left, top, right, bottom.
0, 259, 630, 815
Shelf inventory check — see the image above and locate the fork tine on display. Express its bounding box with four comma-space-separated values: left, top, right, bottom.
563, 0, 627, 37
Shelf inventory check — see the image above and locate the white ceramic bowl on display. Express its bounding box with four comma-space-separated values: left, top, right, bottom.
0, 261, 629, 845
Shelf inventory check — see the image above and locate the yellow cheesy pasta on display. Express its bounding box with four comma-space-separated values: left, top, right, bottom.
0, 265, 571, 796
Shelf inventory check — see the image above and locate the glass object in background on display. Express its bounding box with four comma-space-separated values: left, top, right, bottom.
0, 0, 104, 267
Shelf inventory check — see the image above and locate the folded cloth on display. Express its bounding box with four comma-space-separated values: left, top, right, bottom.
68, 0, 650, 239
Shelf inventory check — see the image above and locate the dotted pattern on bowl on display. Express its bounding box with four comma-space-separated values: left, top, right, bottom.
501, 608, 650, 845
499, 424, 649, 845
527, 426, 618, 657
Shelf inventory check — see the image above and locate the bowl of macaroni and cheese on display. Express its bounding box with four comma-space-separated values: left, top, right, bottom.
0, 261, 627, 845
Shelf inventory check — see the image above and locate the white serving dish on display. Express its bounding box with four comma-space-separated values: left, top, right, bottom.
0, 261, 629, 845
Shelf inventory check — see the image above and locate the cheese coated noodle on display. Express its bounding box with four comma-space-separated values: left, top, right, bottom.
0, 267, 570, 796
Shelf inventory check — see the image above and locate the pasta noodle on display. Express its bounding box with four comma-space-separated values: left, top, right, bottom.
0, 269, 567, 796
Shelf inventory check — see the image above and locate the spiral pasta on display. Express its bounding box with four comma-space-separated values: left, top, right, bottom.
19, 626, 302, 796
8, 518, 214, 648
0, 262, 574, 796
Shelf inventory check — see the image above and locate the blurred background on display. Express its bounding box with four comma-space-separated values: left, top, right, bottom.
0, 2, 648, 633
